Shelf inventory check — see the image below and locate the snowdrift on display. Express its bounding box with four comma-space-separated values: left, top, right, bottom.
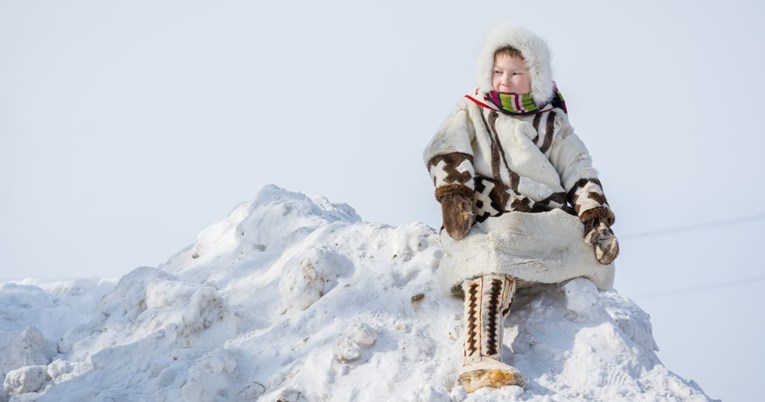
0, 185, 712, 401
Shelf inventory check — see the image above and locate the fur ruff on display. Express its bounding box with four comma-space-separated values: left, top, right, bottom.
477, 26, 554, 106
439, 209, 614, 293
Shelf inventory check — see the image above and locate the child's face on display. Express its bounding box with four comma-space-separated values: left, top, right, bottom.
492, 54, 531, 94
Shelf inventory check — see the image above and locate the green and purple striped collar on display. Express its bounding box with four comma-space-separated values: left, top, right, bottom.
464, 84, 568, 116
488, 91, 539, 115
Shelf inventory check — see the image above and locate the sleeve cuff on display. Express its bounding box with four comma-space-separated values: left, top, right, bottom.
435, 184, 474, 202
579, 206, 615, 227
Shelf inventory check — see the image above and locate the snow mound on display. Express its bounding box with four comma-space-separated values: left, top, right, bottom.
0, 185, 713, 401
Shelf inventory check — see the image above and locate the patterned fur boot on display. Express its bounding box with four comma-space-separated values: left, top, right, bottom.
458, 274, 527, 392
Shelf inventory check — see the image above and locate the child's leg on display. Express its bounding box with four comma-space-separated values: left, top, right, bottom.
458, 274, 526, 392
462, 274, 515, 364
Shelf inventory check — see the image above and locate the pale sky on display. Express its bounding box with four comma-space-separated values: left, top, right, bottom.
1, 1, 764, 400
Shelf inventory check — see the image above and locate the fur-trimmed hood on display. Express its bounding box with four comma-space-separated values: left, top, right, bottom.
477, 26, 555, 106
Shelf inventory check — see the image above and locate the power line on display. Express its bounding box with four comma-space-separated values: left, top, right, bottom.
630, 275, 765, 299
620, 212, 765, 241
614, 213, 765, 299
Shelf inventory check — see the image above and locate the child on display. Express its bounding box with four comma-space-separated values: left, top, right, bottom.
423, 26, 620, 392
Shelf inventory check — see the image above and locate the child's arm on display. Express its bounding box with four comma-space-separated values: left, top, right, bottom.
547, 112, 619, 264
423, 103, 477, 239
547, 112, 613, 222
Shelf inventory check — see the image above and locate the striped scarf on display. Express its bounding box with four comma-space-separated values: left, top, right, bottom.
465, 84, 568, 115
488, 91, 537, 114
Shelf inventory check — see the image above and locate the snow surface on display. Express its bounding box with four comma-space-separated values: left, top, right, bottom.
0, 185, 714, 401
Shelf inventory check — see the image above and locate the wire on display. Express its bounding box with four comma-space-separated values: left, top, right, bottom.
630, 275, 765, 300
616, 213, 765, 299
620, 212, 765, 241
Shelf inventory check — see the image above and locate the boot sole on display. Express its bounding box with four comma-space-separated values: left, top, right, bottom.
457, 368, 527, 392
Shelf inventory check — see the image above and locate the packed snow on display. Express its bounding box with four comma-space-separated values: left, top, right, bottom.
0, 185, 713, 401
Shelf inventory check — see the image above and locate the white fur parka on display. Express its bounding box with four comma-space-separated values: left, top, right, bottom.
423, 26, 616, 293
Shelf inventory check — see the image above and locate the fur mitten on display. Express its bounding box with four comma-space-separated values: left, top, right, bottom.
584, 217, 620, 265
440, 193, 474, 240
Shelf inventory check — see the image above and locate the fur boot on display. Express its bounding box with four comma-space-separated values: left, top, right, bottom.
458, 274, 527, 392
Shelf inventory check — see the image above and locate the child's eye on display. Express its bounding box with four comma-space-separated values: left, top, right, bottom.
493, 70, 501, 75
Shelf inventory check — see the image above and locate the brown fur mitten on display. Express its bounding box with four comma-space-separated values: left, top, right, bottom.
584, 218, 620, 265
440, 193, 474, 240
